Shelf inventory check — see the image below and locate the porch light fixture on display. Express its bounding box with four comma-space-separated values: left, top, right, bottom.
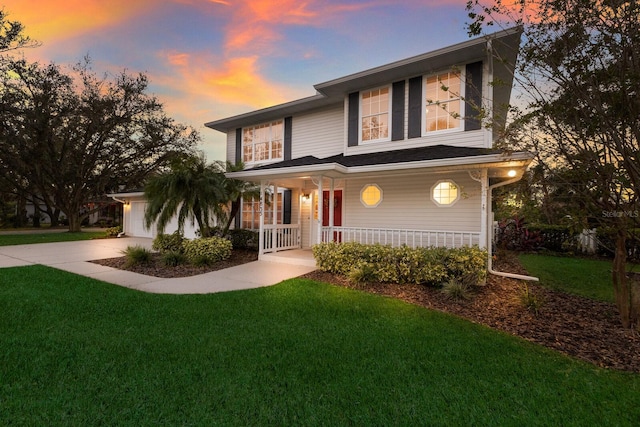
507, 169, 517, 178
301, 193, 310, 202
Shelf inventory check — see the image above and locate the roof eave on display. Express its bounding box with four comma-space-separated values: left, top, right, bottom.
225, 151, 533, 182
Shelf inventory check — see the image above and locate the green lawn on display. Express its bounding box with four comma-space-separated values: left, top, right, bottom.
519, 254, 618, 303
1, 266, 639, 425
0, 231, 106, 246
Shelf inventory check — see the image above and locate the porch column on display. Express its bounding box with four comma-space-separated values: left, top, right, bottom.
317, 176, 323, 244
328, 178, 335, 241
259, 181, 265, 256
297, 189, 302, 247
272, 183, 278, 251
479, 169, 488, 249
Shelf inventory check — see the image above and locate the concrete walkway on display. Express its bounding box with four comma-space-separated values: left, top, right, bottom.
0, 237, 317, 294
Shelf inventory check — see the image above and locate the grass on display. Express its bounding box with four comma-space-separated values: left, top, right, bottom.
519, 254, 618, 303
1, 265, 639, 425
0, 231, 106, 246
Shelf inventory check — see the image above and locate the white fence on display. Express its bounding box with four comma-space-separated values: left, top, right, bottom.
263, 224, 300, 253
322, 227, 480, 249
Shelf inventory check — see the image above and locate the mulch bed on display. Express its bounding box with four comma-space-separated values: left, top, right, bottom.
92, 249, 640, 372
90, 249, 258, 278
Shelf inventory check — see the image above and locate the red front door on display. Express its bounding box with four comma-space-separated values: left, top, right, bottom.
322, 190, 342, 226
322, 190, 342, 242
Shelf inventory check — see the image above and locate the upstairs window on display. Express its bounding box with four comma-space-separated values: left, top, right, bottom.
424, 71, 461, 133
243, 120, 283, 163
361, 86, 390, 143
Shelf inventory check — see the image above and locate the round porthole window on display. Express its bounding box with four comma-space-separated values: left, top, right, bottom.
431, 180, 459, 206
361, 184, 382, 208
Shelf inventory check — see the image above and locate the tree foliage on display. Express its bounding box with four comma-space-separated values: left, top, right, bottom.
467, 0, 640, 328
144, 154, 226, 237
0, 10, 38, 53
0, 58, 199, 231
143, 156, 260, 237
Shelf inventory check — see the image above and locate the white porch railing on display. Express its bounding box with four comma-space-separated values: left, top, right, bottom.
263, 224, 301, 253
322, 227, 480, 248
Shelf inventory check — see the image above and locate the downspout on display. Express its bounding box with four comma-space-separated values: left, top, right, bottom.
108, 195, 127, 238
487, 177, 539, 281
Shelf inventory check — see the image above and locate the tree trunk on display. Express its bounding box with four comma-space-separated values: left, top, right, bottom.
223, 198, 240, 235
32, 203, 41, 228
612, 231, 639, 329
67, 213, 82, 232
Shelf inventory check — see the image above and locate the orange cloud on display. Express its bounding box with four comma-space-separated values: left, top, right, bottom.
221, 0, 375, 53
3, 0, 154, 43
160, 51, 303, 109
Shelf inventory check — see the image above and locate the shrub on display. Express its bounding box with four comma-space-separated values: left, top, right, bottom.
225, 229, 259, 250
441, 279, 473, 300
348, 261, 376, 284
519, 284, 544, 315
122, 245, 152, 267
183, 236, 232, 266
105, 225, 122, 237
153, 231, 186, 254
162, 250, 187, 267
313, 242, 487, 286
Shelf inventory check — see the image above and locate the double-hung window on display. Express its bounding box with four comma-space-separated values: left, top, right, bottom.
243, 120, 284, 163
361, 86, 390, 143
424, 70, 462, 133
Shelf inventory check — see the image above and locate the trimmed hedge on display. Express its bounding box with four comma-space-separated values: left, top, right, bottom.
183, 236, 233, 265
313, 242, 487, 286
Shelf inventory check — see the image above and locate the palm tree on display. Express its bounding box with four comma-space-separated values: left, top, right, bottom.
220, 161, 261, 234
144, 153, 226, 237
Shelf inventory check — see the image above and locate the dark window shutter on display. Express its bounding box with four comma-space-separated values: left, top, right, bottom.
284, 117, 292, 160
408, 77, 422, 138
465, 61, 483, 131
283, 190, 292, 224
235, 128, 242, 163
234, 209, 241, 229
391, 80, 405, 141
347, 92, 359, 147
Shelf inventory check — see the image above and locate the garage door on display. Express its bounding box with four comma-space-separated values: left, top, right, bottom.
130, 201, 154, 238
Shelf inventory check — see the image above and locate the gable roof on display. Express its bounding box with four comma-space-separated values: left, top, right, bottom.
205, 27, 522, 133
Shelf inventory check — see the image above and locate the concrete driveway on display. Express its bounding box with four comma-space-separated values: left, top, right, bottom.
0, 237, 316, 294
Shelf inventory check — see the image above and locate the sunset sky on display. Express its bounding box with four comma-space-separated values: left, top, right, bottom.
4, 0, 477, 161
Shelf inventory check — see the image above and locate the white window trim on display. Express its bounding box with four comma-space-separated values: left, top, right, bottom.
360, 184, 383, 208
359, 85, 392, 144
421, 68, 466, 137
242, 120, 284, 166
431, 179, 460, 207
241, 188, 285, 229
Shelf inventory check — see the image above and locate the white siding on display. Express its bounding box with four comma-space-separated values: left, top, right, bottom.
291, 104, 344, 159
343, 172, 482, 233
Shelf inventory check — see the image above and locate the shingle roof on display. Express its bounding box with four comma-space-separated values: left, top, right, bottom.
248, 145, 503, 171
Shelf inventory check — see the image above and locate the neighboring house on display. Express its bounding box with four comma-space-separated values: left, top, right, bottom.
107, 191, 200, 239
205, 27, 532, 261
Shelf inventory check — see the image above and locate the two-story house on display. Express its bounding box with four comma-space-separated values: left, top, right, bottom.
205, 27, 532, 263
